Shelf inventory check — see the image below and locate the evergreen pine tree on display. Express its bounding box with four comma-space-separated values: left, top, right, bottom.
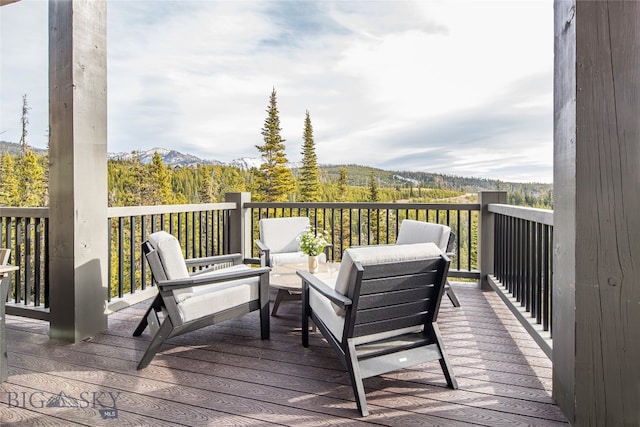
0, 153, 20, 205
254, 88, 294, 202
368, 171, 381, 243
197, 165, 216, 203
219, 166, 246, 199
149, 152, 174, 204
299, 110, 321, 202
338, 166, 349, 201
368, 171, 380, 202
17, 150, 45, 207
128, 152, 148, 206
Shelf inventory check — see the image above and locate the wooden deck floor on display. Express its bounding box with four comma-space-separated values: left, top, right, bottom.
0, 283, 568, 426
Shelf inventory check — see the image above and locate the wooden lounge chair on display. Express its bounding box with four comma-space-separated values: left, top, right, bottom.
300, 243, 458, 416
133, 231, 270, 370
256, 217, 327, 267
256, 217, 329, 315
396, 220, 461, 307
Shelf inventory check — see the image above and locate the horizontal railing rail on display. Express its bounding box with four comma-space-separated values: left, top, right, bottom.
487, 203, 554, 358
245, 202, 481, 279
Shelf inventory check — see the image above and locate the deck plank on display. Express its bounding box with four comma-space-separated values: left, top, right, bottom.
0, 283, 568, 426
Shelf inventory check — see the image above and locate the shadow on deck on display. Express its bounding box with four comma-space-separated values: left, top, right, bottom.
0, 283, 568, 426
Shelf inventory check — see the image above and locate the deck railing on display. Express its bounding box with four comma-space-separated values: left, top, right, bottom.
107, 203, 235, 302
0, 204, 235, 318
486, 203, 554, 358
0, 192, 554, 358
0, 207, 49, 319
246, 202, 481, 279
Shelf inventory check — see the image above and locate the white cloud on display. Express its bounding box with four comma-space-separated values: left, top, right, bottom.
1, 0, 553, 183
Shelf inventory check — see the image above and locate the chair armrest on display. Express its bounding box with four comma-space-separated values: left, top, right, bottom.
157, 266, 271, 290
297, 270, 352, 308
323, 244, 333, 261
256, 240, 270, 252
185, 253, 243, 268
255, 240, 271, 267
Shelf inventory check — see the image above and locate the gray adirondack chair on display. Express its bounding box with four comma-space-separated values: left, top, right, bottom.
133, 231, 270, 370
256, 216, 329, 267
300, 242, 458, 416
256, 217, 330, 315
396, 220, 461, 306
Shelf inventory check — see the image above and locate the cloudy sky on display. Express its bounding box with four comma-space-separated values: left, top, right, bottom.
1, 0, 553, 183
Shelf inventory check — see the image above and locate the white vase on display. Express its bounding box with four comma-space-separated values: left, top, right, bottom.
308, 255, 319, 274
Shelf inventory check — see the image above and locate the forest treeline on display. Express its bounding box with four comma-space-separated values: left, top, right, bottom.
0, 146, 552, 209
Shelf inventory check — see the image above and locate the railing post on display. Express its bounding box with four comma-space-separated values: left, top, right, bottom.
225, 193, 252, 258
478, 191, 507, 290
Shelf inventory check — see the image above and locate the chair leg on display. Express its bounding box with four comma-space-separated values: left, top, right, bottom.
431, 323, 458, 389
260, 297, 270, 340
271, 289, 286, 316
445, 281, 461, 307
302, 287, 310, 347
257, 270, 270, 340
346, 340, 369, 416
133, 293, 163, 336
136, 318, 174, 370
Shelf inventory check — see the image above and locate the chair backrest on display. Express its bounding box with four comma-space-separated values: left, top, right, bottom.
259, 217, 310, 254
145, 231, 192, 301
331, 242, 446, 316
334, 243, 449, 339
396, 220, 451, 252
445, 231, 456, 257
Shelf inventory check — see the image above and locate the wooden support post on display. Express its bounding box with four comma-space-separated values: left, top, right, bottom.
48, 1, 108, 342
225, 192, 252, 258
478, 191, 507, 291
554, 0, 640, 424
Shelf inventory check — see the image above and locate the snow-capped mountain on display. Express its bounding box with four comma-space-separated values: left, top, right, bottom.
108, 147, 222, 167
108, 147, 270, 169
230, 157, 264, 170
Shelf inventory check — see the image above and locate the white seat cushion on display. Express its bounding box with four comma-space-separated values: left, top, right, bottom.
309, 282, 345, 342
259, 217, 310, 254
332, 242, 443, 315
176, 264, 259, 322
396, 220, 451, 251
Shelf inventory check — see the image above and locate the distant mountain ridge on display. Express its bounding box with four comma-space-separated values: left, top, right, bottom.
0, 141, 47, 156
108, 147, 224, 167
0, 141, 552, 192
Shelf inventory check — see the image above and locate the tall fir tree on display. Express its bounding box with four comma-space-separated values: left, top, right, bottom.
299, 110, 321, 202
368, 171, 380, 202
0, 153, 20, 206
17, 150, 46, 207
368, 171, 380, 243
197, 165, 216, 203
254, 88, 294, 202
148, 151, 174, 204
219, 166, 246, 198
338, 166, 349, 201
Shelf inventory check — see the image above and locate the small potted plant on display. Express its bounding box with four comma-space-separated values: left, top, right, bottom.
298, 228, 329, 273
